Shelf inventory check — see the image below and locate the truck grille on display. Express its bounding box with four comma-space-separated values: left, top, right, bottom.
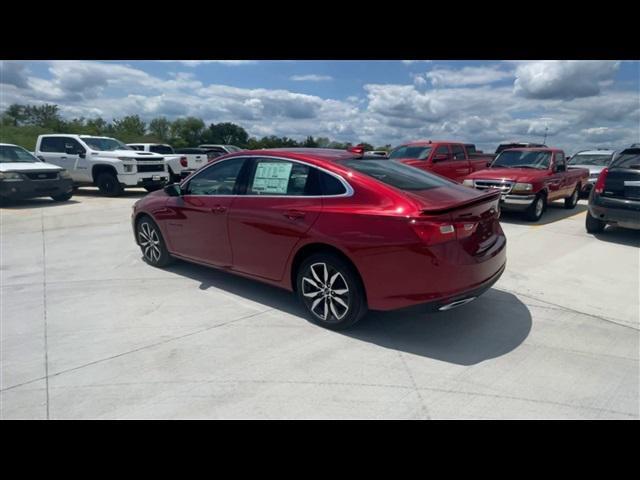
23, 171, 59, 180
473, 179, 514, 194
137, 164, 165, 173
136, 157, 164, 162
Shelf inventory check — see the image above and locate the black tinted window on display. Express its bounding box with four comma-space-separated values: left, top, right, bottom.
185, 158, 245, 195
435, 145, 450, 157
150, 145, 174, 154
343, 160, 453, 191
319, 170, 347, 195
451, 145, 466, 160
40, 137, 65, 153
612, 151, 640, 169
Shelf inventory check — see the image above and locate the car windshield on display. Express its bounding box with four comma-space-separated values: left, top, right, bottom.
0, 145, 40, 163
568, 154, 612, 166
388, 146, 432, 160
82, 137, 132, 151
150, 145, 174, 154
492, 150, 551, 169
342, 159, 452, 191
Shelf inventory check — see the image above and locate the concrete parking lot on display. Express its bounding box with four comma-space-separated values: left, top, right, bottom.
1, 188, 638, 419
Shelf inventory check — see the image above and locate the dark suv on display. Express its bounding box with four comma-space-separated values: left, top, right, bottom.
585, 146, 640, 233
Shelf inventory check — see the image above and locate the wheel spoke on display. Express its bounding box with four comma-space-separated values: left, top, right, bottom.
329, 299, 342, 320
322, 264, 329, 284
310, 264, 324, 285
323, 297, 328, 319
333, 296, 348, 309
329, 272, 340, 288
302, 276, 320, 289
311, 297, 324, 317
333, 288, 348, 295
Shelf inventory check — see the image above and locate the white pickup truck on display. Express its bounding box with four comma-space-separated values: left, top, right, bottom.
35, 134, 169, 196
127, 143, 188, 183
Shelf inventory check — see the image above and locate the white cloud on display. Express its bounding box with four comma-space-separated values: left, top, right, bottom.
290, 74, 333, 82
401, 60, 433, 65
426, 66, 513, 87
163, 60, 256, 67
514, 60, 620, 99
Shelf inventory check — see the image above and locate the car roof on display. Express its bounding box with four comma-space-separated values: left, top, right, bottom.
574, 149, 615, 155
502, 147, 561, 153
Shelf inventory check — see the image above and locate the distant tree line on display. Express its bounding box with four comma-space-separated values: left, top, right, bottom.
0, 103, 392, 153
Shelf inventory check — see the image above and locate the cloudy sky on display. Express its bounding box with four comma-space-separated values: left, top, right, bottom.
1, 60, 638, 153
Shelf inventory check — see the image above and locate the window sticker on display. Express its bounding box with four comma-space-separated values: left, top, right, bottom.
251, 162, 293, 194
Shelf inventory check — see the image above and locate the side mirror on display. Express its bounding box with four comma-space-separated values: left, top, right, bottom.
78, 151, 86, 159
433, 154, 450, 163
164, 183, 182, 197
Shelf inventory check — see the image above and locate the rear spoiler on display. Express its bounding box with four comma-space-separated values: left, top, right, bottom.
420, 190, 501, 215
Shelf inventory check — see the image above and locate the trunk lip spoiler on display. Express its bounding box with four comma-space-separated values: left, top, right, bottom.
419, 190, 501, 215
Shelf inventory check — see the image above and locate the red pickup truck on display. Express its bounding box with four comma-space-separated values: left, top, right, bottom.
388, 141, 493, 182
462, 147, 589, 221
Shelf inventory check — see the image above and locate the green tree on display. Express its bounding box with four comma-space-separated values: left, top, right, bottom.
170, 117, 205, 147
111, 115, 146, 141
302, 136, 318, 148
22, 104, 63, 129
204, 122, 249, 146
85, 117, 109, 136
149, 117, 171, 142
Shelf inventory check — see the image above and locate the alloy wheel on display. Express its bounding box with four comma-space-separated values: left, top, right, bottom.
301, 262, 350, 322
535, 197, 544, 217
138, 222, 162, 263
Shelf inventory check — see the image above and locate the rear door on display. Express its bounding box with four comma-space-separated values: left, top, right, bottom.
227, 157, 323, 281
429, 144, 469, 182
604, 151, 640, 201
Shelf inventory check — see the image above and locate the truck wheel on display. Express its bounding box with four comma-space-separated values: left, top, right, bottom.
585, 211, 606, 234
296, 252, 368, 330
135, 215, 174, 267
564, 186, 579, 209
96, 172, 124, 197
51, 192, 73, 202
524, 193, 546, 222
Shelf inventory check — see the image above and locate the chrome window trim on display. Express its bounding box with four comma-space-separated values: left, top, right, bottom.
182, 154, 354, 198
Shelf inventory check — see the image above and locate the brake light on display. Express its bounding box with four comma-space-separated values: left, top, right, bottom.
409, 216, 481, 245
594, 168, 609, 194
180, 156, 188, 167
348, 144, 365, 156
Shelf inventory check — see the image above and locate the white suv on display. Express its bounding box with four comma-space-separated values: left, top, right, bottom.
35, 135, 169, 196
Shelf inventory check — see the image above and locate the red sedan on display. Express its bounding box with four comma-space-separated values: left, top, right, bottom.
132, 149, 506, 329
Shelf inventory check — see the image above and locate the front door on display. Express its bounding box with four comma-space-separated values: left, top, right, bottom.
163, 157, 247, 266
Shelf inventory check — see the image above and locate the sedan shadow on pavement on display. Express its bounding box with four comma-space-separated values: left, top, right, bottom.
498, 203, 588, 226
72, 187, 147, 198
164, 260, 532, 366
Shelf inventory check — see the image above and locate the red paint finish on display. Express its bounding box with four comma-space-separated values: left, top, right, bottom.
390, 141, 493, 182
133, 149, 506, 311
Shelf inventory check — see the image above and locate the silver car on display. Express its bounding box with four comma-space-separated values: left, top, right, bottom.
567, 149, 615, 195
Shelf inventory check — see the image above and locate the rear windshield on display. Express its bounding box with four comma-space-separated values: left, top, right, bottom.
342, 159, 453, 191
388, 146, 432, 160
149, 145, 174, 155
175, 148, 207, 154
611, 150, 640, 169
568, 154, 612, 166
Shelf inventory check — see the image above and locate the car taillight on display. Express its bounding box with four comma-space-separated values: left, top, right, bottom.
409, 216, 480, 245
180, 156, 188, 167
594, 168, 609, 194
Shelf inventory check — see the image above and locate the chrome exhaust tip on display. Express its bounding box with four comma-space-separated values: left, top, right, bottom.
438, 297, 477, 311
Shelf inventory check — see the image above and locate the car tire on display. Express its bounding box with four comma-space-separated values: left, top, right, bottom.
96, 172, 124, 197
564, 186, 579, 209
524, 193, 546, 222
296, 252, 368, 330
585, 211, 606, 234
135, 215, 174, 267
51, 192, 73, 202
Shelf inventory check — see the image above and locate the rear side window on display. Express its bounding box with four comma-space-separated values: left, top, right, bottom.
318, 170, 347, 195
388, 146, 432, 160
40, 137, 65, 153
612, 150, 640, 169
343, 160, 453, 191
129, 145, 144, 151
150, 145, 174, 154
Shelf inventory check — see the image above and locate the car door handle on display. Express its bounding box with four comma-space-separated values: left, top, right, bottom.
210, 205, 227, 214
284, 210, 306, 220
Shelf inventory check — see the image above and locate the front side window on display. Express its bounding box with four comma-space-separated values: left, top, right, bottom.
0, 145, 40, 163
185, 157, 246, 195
388, 146, 432, 160
451, 145, 466, 160
554, 152, 566, 171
